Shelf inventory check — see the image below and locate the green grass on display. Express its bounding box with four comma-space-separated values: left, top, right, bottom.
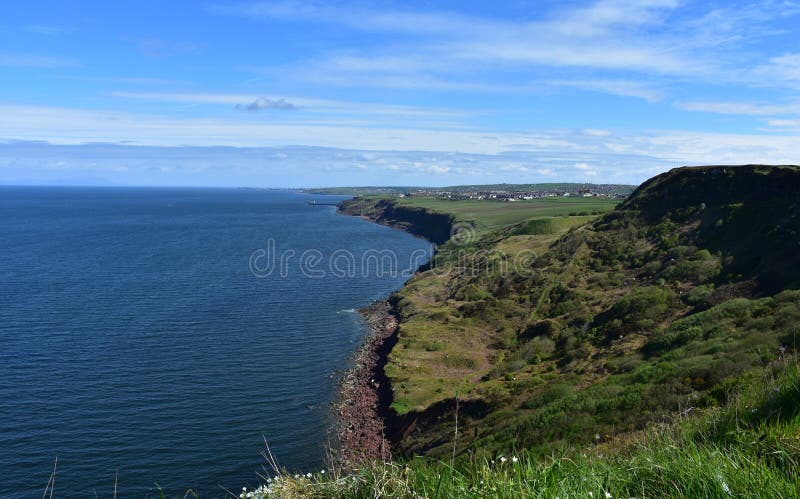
242, 362, 800, 498
311, 166, 800, 498
340, 166, 800, 458
393, 196, 618, 231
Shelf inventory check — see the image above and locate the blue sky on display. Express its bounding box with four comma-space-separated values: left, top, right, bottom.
1, 0, 800, 186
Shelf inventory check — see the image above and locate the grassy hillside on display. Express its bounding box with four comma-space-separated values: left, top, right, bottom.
245, 361, 800, 497
340, 195, 618, 240
392, 197, 617, 232
342, 165, 800, 462
237, 165, 800, 498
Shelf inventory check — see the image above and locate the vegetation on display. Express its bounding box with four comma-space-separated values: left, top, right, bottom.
244, 360, 800, 497
380, 196, 618, 232
236, 165, 800, 498
344, 165, 800, 462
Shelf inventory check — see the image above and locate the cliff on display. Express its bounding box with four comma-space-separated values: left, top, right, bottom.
338, 197, 454, 245
339, 165, 800, 460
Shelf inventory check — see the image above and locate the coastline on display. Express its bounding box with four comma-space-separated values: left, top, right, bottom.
332, 300, 399, 465
331, 198, 448, 465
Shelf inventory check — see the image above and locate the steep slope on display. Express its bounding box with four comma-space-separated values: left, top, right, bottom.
356, 165, 800, 458
338, 196, 454, 244
250, 362, 800, 497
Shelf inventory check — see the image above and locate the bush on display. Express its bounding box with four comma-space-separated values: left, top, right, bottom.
595, 286, 676, 336
662, 258, 721, 284
457, 284, 492, 302
425, 341, 445, 351
522, 319, 561, 339
521, 383, 573, 409
684, 284, 714, 306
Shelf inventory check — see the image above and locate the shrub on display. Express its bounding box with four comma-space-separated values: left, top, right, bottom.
684, 284, 714, 306
595, 286, 676, 337
456, 284, 492, 302
521, 383, 573, 409
522, 319, 561, 339
425, 341, 445, 352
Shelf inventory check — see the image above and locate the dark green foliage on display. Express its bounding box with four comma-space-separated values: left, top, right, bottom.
594, 286, 676, 337
521, 383, 572, 409
522, 318, 561, 340
512, 218, 555, 235
360, 166, 800, 464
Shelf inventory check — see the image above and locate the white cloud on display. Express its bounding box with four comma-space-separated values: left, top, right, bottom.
426, 165, 452, 174
755, 53, 800, 83
119, 36, 203, 58
109, 90, 468, 125
24, 25, 76, 36
0, 53, 78, 68
220, 0, 800, 100
210, 2, 493, 37
676, 100, 800, 116
552, 80, 664, 102
548, 0, 680, 38
768, 119, 800, 127
574, 162, 598, 176
220, 0, 703, 94
2, 103, 798, 177
581, 129, 613, 137
0, 103, 564, 152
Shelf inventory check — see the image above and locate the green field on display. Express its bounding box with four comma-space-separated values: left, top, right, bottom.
389, 196, 619, 230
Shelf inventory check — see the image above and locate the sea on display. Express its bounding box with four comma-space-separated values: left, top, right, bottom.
0, 186, 432, 497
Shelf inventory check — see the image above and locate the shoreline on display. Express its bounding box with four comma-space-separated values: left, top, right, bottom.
331, 198, 445, 465
332, 300, 399, 465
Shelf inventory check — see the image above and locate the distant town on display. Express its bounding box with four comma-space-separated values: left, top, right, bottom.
303, 183, 636, 201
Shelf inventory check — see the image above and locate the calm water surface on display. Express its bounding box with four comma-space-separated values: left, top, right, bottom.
0, 187, 431, 497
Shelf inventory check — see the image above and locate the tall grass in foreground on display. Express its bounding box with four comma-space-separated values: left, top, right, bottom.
238, 363, 799, 498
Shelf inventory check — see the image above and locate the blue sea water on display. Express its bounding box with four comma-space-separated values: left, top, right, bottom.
0, 187, 431, 498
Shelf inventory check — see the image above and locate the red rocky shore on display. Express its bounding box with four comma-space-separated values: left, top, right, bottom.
332, 301, 398, 466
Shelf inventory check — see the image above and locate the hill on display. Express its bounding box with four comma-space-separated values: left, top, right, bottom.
250, 360, 800, 497
341, 165, 800, 461
240, 165, 800, 497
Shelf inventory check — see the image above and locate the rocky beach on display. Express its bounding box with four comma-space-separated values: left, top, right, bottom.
332, 301, 399, 465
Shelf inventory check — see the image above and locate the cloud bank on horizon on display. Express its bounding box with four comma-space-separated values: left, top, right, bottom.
1, 0, 799, 186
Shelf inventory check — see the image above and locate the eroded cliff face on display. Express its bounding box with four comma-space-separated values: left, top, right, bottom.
338, 197, 454, 245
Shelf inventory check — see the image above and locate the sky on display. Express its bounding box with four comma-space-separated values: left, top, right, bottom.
1, 0, 800, 187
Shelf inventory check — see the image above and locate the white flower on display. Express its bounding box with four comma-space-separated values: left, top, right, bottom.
321, 470, 326, 474
511, 456, 518, 463
589, 493, 593, 497
718, 474, 731, 495
605, 492, 612, 498
499, 456, 507, 463
306, 472, 312, 478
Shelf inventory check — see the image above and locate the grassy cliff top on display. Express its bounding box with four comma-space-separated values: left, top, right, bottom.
387, 196, 618, 231
248, 361, 800, 497
233, 166, 800, 498
345, 165, 800, 461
